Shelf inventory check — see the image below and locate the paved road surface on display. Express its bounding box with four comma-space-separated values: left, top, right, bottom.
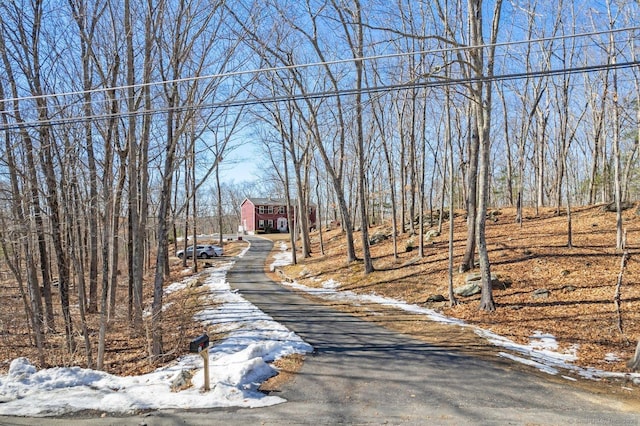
1, 236, 639, 425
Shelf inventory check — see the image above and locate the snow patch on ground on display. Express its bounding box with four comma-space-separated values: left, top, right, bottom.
272, 248, 640, 383
0, 246, 312, 417
322, 279, 341, 290
476, 328, 581, 375
270, 242, 291, 268
605, 353, 621, 362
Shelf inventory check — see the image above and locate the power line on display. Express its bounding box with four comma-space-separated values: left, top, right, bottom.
1, 24, 638, 107
1, 59, 637, 132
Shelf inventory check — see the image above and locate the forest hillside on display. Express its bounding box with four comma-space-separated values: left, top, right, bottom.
1, 204, 639, 381
277, 205, 640, 374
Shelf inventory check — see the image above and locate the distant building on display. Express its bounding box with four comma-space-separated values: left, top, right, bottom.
239, 197, 316, 234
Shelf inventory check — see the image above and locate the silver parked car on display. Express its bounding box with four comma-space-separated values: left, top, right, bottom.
176, 244, 223, 259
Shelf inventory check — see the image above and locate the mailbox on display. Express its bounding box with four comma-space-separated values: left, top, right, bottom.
189, 334, 209, 353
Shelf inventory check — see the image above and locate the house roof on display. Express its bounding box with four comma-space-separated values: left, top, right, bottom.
242, 197, 316, 208
243, 197, 289, 206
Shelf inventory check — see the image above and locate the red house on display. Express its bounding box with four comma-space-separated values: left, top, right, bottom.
240, 197, 316, 234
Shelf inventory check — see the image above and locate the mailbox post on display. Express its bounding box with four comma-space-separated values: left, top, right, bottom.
189, 334, 210, 391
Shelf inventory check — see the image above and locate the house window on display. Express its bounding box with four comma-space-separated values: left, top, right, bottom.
279, 206, 285, 214
258, 220, 265, 229
259, 206, 266, 214
267, 220, 274, 229
268, 205, 274, 214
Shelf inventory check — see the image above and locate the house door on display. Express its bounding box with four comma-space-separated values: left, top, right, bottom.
277, 217, 288, 233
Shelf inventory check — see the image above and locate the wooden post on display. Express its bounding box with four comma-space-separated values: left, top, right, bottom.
200, 348, 210, 391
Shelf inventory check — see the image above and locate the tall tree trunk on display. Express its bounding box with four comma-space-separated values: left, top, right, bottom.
13, 0, 72, 340
371, 88, 399, 261
623, 43, 640, 202
0, 33, 51, 337
294, 151, 312, 259
499, 87, 514, 205
315, 165, 325, 256
191, 135, 199, 274
151, 111, 173, 358
110, 151, 127, 319
37, 102, 75, 353
608, 9, 623, 250
282, 131, 298, 265
469, 0, 503, 312
419, 130, 429, 258
216, 160, 224, 246
70, 180, 93, 368
29, 42, 74, 347
535, 111, 548, 212
0, 77, 45, 364
97, 55, 119, 370
350, 0, 373, 273
67, 0, 104, 316
588, 74, 607, 205
446, 85, 458, 307
460, 112, 478, 272
125, 0, 143, 330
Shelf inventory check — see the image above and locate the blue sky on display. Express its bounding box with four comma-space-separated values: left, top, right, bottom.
218, 146, 260, 184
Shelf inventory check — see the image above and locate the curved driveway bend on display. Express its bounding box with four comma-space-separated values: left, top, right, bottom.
1, 236, 638, 425
203, 237, 640, 425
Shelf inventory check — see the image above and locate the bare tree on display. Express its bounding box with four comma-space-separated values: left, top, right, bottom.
468, 0, 503, 311
68, 0, 102, 314
607, 2, 624, 250
332, 0, 374, 273
431, 0, 480, 273
445, 82, 458, 307
124, 0, 146, 330
370, 89, 400, 261
230, 0, 359, 263
0, 71, 46, 366
150, 0, 238, 357
0, 4, 56, 337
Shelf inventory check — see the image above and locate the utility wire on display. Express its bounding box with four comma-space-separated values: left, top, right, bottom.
1, 58, 637, 132
1, 24, 638, 106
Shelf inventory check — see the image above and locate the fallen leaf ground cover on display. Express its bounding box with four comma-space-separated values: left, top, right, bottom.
0, 240, 248, 376
276, 205, 640, 375
2, 207, 639, 384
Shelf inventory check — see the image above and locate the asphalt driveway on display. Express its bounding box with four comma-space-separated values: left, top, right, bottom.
2, 236, 638, 425
197, 237, 640, 425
